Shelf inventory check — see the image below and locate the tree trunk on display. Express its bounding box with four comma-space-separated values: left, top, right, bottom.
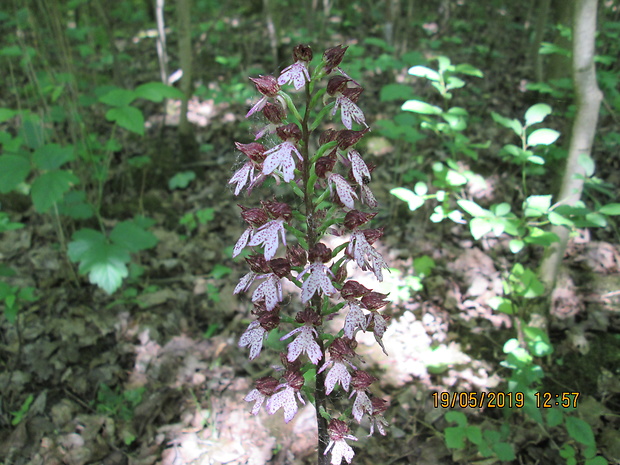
176, 0, 193, 137
539, 0, 602, 288
155, 0, 169, 85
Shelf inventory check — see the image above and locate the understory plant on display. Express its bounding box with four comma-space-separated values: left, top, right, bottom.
230, 45, 390, 465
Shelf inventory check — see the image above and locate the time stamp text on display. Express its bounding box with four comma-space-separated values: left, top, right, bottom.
432, 391, 580, 409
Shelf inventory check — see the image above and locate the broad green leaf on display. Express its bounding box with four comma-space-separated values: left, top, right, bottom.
457, 199, 489, 217
31, 170, 79, 212
491, 112, 522, 136
401, 100, 442, 115
379, 83, 416, 102
68, 228, 130, 294
444, 426, 466, 449
407, 66, 440, 81
466, 426, 483, 445
523, 195, 552, 217
469, 218, 494, 239
168, 171, 196, 190
509, 239, 524, 253
492, 442, 515, 461
586, 212, 607, 227
578, 153, 595, 177
32, 143, 75, 170
585, 457, 608, 465
566, 416, 595, 446
524, 326, 553, 356
445, 169, 467, 186
210, 264, 232, 279
0, 108, 16, 123
527, 128, 560, 146
445, 410, 467, 427
436, 56, 451, 73
105, 106, 145, 135
390, 187, 425, 211
524, 228, 560, 247
0, 155, 31, 193
446, 76, 465, 90
453, 63, 484, 77
413, 255, 435, 277
548, 211, 574, 226
525, 103, 552, 126
135, 82, 185, 102
492, 202, 511, 216
546, 408, 564, 428
99, 88, 136, 106
599, 203, 620, 215
110, 220, 158, 252
414, 182, 428, 196
442, 113, 467, 131
58, 190, 94, 219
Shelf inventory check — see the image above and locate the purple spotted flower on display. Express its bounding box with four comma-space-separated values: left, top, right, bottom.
262, 124, 303, 183
265, 370, 306, 423
324, 419, 358, 465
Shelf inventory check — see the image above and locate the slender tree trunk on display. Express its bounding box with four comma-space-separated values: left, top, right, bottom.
155, 0, 169, 85
530, 0, 552, 82
539, 0, 602, 288
176, 0, 193, 136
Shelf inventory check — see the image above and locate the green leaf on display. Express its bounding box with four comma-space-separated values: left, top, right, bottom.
401, 100, 442, 115
524, 326, 553, 356
390, 187, 425, 211
524, 103, 552, 126
566, 416, 595, 446
68, 228, 130, 294
457, 199, 489, 217
413, 255, 435, 277
99, 88, 137, 106
465, 425, 483, 445
453, 63, 484, 77
0, 108, 17, 123
470, 218, 494, 240
578, 153, 596, 177
105, 106, 145, 135
548, 211, 574, 226
523, 195, 552, 217
32, 143, 75, 170
527, 128, 560, 146
31, 170, 79, 213
492, 442, 515, 461
110, 220, 158, 252
57, 190, 94, 219
509, 239, 524, 253
0, 155, 31, 193
599, 203, 620, 215
585, 457, 608, 465
491, 112, 522, 136
407, 66, 440, 81
168, 171, 196, 190
524, 228, 560, 247
135, 82, 185, 102
210, 264, 232, 279
445, 427, 466, 449
445, 410, 467, 426
379, 84, 416, 102
546, 408, 564, 428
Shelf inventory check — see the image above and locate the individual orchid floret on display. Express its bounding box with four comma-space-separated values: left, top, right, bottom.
247, 75, 281, 118
362, 291, 390, 310
248, 219, 286, 261
327, 76, 367, 130
298, 243, 337, 303
280, 309, 323, 364
346, 230, 389, 281
234, 254, 271, 294
343, 301, 367, 339
347, 150, 372, 186
245, 376, 279, 415
318, 338, 357, 394
286, 244, 307, 267
343, 210, 376, 231
324, 419, 358, 465
238, 311, 279, 360
252, 273, 283, 311
278, 44, 313, 90
367, 310, 390, 355
328, 173, 358, 209
368, 397, 390, 436
255, 103, 286, 140
360, 183, 378, 208
233, 206, 269, 258
323, 45, 348, 74
349, 370, 378, 423
336, 129, 368, 151
263, 124, 303, 183
265, 370, 306, 423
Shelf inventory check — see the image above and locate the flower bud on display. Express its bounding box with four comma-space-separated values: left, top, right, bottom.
269, 258, 291, 278
293, 44, 313, 62
249, 75, 280, 97
295, 308, 322, 326
319, 128, 338, 146
256, 376, 279, 396
351, 370, 378, 390
286, 245, 307, 267
336, 129, 368, 150
327, 419, 351, 440
284, 370, 304, 390
327, 76, 350, 96
262, 199, 292, 220
342, 86, 363, 103
308, 243, 332, 263
239, 205, 269, 227
323, 45, 348, 74
315, 156, 336, 178
363, 227, 384, 244
362, 291, 389, 310
276, 123, 302, 142
340, 280, 371, 300
258, 311, 280, 331
344, 210, 376, 230
262, 103, 286, 124
370, 397, 389, 415
329, 337, 355, 359
246, 254, 270, 273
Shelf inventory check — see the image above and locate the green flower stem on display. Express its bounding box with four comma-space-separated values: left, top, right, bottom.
279, 91, 303, 122
308, 87, 327, 110
311, 141, 338, 164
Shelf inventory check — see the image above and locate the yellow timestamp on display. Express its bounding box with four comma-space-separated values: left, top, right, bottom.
534, 392, 580, 408
432, 391, 525, 409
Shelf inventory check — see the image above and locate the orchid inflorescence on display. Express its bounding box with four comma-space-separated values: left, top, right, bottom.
230, 44, 389, 465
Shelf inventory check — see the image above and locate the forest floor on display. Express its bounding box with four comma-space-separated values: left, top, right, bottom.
1, 26, 620, 465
